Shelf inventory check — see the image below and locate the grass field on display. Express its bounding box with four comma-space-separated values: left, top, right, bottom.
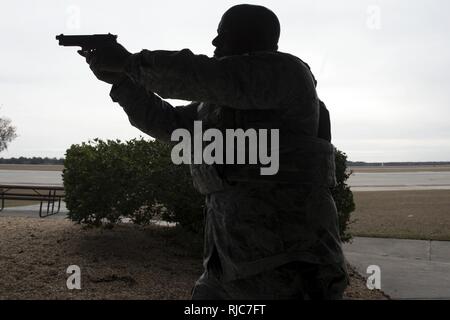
350, 190, 450, 241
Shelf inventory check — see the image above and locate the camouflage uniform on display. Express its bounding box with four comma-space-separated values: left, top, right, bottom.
110, 49, 348, 299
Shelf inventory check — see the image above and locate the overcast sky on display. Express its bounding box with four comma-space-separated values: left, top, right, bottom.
1, 0, 449, 162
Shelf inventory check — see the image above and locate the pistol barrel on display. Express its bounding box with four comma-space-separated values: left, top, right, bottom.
56, 33, 118, 49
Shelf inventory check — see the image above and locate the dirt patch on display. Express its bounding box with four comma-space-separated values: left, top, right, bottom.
0, 217, 201, 299
0, 217, 386, 300
344, 265, 389, 300
350, 190, 450, 240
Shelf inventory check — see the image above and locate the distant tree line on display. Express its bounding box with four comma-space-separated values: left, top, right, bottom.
348, 161, 450, 167
0, 157, 64, 165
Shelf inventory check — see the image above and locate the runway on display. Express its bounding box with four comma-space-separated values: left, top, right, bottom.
348, 171, 450, 191
2, 169, 450, 191
0, 170, 63, 186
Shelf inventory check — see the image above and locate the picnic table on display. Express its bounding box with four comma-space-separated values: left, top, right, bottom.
0, 184, 65, 218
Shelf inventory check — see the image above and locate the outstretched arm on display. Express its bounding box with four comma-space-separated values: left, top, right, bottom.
110, 77, 198, 143
81, 43, 314, 111
78, 44, 198, 142
123, 49, 310, 110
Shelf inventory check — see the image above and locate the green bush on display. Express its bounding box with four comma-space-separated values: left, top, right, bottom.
332, 149, 355, 242
63, 139, 354, 241
63, 138, 203, 231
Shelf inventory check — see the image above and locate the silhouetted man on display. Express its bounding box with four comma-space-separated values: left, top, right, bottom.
80, 4, 348, 299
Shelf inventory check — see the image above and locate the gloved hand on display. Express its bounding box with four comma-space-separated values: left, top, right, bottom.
78, 42, 132, 85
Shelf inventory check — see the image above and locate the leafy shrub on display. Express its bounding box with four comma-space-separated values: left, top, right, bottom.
332, 149, 355, 242
63, 138, 203, 231
63, 139, 354, 241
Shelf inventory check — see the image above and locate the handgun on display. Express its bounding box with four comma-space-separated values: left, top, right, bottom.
56, 33, 118, 50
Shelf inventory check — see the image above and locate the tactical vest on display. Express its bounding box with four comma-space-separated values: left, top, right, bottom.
190, 103, 337, 195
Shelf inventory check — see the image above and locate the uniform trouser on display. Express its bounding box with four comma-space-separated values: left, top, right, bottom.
191, 250, 349, 300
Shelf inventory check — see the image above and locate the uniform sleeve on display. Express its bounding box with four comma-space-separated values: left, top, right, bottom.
123, 49, 308, 110
109, 77, 198, 143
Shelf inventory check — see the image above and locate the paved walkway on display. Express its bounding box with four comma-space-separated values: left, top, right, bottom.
344, 237, 450, 299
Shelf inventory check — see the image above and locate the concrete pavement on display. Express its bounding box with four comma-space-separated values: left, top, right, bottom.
344, 237, 450, 299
